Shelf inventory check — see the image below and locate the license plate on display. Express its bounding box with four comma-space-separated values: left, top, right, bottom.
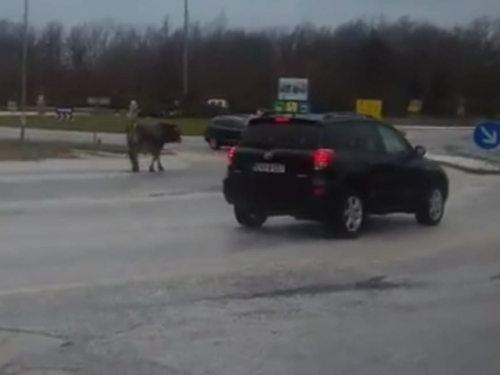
252, 163, 286, 173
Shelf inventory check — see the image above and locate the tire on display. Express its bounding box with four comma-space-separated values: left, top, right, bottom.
208, 137, 220, 150
416, 187, 445, 226
327, 192, 364, 238
234, 206, 267, 229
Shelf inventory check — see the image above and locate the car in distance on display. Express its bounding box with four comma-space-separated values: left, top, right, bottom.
223, 115, 449, 238
204, 115, 251, 150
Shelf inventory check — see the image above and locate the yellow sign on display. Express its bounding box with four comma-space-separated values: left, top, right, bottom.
285, 101, 299, 113
356, 99, 383, 120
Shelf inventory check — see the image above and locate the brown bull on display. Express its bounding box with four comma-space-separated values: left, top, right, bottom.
126, 122, 182, 173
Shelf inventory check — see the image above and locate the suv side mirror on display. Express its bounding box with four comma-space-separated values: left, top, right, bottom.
414, 145, 426, 157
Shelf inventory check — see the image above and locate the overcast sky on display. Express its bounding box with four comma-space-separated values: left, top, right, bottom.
2, 0, 499, 29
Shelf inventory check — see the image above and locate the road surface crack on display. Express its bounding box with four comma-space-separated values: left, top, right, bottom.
0, 327, 66, 341
222, 276, 413, 300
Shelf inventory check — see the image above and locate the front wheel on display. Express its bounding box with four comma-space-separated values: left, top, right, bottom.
416, 187, 445, 226
234, 206, 268, 229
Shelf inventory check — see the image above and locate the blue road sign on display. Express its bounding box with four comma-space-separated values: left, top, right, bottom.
473, 121, 500, 150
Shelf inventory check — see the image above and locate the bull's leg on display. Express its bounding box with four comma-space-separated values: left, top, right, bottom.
149, 148, 164, 172
148, 155, 156, 172
132, 158, 140, 173
157, 154, 165, 172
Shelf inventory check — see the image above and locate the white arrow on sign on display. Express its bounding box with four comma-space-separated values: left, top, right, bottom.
480, 126, 498, 145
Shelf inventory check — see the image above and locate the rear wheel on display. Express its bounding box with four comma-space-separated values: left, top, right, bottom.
208, 137, 220, 150
327, 192, 364, 238
234, 206, 268, 229
416, 187, 445, 226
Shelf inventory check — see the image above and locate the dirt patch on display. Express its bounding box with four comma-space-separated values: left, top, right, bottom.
0, 141, 77, 161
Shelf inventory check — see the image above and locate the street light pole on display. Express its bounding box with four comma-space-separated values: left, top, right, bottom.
182, 0, 189, 99
20, 0, 29, 141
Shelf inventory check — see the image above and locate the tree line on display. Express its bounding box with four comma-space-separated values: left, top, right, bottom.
1, 16, 500, 116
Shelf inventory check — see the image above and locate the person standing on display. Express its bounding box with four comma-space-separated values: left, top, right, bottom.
126, 100, 140, 172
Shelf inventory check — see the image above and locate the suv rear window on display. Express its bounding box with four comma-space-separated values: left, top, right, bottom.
240, 123, 322, 150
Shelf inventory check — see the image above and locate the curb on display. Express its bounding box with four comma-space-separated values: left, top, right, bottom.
427, 154, 500, 175
431, 160, 500, 175
395, 125, 474, 131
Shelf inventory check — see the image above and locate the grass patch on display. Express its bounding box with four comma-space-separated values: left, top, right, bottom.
0, 115, 208, 136
0, 140, 131, 161
0, 140, 77, 161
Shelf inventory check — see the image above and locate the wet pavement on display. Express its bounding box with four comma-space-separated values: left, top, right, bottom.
0, 151, 499, 374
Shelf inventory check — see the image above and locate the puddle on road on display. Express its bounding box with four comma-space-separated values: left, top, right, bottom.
221, 276, 413, 300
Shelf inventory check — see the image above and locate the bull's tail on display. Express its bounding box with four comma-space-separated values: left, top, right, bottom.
126, 122, 140, 173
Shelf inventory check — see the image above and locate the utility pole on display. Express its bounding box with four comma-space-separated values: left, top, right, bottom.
20, 0, 29, 141
182, 0, 189, 99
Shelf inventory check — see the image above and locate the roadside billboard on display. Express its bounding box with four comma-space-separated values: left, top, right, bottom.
278, 78, 309, 102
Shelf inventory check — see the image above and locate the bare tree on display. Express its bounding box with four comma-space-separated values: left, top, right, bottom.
1, 16, 500, 116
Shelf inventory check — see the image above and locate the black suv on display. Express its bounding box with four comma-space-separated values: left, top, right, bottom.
223, 115, 449, 238
204, 115, 250, 150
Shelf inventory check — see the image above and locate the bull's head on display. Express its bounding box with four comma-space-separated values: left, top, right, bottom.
161, 123, 182, 143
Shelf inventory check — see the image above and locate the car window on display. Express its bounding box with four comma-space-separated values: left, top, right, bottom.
325, 121, 383, 153
377, 125, 411, 154
233, 118, 247, 128
222, 119, 233, 127
215, 118, 233, 128
212, 118, 223, 127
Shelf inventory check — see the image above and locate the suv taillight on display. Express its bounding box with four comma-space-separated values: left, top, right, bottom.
228, 146, 237, 165
313, 149, 335, 171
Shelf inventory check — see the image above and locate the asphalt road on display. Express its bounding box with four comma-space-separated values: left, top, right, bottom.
0, 152, 499, 375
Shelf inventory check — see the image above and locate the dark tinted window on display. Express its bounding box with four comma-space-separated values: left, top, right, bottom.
377, 124, 411, 154
325, 121, 383, 152
240, 123, 322, 150
219, 117, 246, 128
212, 118, 223, 127
213, 117, 236, 128
220, 118, 234, 128
232, 118, 247, 128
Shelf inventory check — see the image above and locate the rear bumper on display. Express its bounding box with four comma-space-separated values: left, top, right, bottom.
223, 175, 340, 219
